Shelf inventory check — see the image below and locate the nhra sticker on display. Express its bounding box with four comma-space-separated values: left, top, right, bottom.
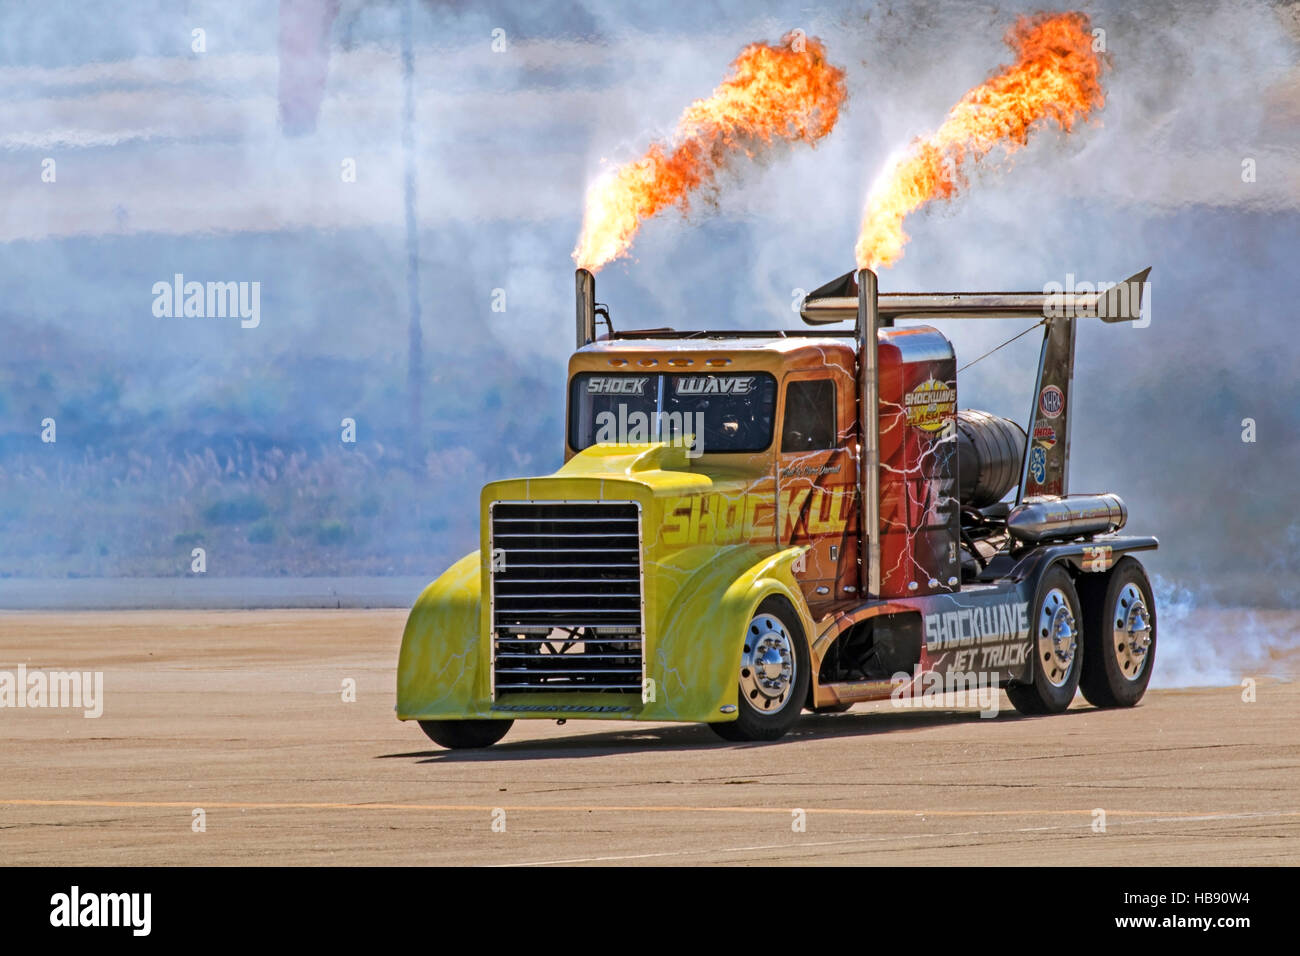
1039, 385, 1065, 419
905, 378, 957, 432
1032, 424, 1057, 448
1029, 445, 1047, 484
587, 377, 647, 395
674, 375, 754, 396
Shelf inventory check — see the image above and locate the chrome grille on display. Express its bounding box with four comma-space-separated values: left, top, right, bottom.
490, 501, 643, 694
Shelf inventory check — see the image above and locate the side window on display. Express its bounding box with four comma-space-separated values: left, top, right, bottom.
781, 379, 836, 452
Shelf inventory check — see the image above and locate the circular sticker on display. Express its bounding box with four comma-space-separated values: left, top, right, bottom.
904, 378, 956, 432
1039, 385, 1064, 419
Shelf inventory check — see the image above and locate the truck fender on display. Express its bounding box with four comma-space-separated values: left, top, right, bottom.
1006, 536, 1158, 583
647, 544, 813, 722
396, 551, 486, 721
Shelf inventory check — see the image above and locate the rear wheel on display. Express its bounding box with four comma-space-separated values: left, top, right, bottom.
1006, 565, 1083, 715
1079, 557, 1156, 707
711, 597, 810, 742
418, 719, 513, 749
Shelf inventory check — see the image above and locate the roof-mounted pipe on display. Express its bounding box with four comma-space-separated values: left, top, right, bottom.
576, 268, 596, 349
856, 268, 881, 601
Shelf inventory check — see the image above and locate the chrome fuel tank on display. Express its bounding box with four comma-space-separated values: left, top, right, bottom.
1006, 494, 1127, 543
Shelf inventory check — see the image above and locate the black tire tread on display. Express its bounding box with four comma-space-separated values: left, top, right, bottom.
419, 718, 513, 749
1079, 556, 1156, 708
1006, 564, 1084, 716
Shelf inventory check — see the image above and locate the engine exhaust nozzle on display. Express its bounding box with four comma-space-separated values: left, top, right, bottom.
956, 409, 1025, 508
576, 268, 595, 349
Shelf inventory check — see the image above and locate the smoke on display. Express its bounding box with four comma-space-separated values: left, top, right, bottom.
573, 32, 847, 271
855, 11, 1109, 270
1150, 574, 1300, 688
0, 0, 1296, 685
572, 0, 1300, 687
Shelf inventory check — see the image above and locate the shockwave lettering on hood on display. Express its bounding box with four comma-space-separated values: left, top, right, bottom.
660, 484, 856, 547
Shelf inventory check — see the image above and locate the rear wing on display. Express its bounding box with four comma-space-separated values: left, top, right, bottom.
800, 267, 1150, 326
801, 267, 1150, 600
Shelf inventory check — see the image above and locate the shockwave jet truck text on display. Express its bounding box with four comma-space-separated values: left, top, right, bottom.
397, 266, 1157, 747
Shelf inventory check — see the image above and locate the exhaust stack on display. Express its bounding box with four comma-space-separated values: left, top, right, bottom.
576, 268, 596, 349
856, 268, 881, 601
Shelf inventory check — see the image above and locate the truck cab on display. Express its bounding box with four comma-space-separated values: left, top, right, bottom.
567, 336, 863, 614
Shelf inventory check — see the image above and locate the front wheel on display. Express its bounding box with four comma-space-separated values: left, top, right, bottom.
710, 597, 810, 742
1079, 557, 1156, 707
1006, 565, 1084, 715
418, 719, 513, 750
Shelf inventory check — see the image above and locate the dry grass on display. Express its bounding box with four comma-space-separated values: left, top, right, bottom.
0, 442, 483, 577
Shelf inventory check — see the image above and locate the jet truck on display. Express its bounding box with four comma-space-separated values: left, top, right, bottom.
397, 266, 1158, 747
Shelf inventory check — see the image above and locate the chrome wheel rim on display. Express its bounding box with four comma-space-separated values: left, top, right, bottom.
740, 613, 796, 713
1037, 587, 1078, 688
1112, 583, 1152, 681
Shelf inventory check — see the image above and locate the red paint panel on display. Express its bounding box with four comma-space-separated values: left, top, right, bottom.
877, 327, 960, 599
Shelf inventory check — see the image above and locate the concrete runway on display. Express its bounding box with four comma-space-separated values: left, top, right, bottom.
1, 609, 1297, 866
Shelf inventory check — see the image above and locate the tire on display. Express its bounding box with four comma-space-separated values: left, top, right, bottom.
418, 719, 513, 749
710, 596, 811, 742
1006, 565, 1084, 715
1079, 557, 1156, 708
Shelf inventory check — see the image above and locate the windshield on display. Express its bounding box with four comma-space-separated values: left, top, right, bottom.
569, 372, 777, 455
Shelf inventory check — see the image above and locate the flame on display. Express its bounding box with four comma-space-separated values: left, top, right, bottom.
855, 12, 1107, 270
574, 33, 847, 272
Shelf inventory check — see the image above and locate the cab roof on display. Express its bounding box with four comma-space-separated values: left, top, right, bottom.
577, 333, 855, 355
568, 334, 860, 379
